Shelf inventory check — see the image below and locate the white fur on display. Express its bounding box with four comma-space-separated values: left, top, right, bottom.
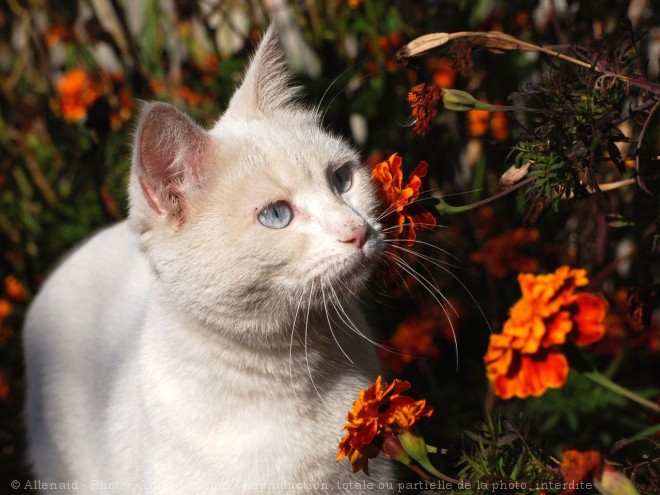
24, 26, 394, 494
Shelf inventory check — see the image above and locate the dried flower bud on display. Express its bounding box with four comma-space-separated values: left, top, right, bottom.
595, 466, 641, 495
408, 83, 440, 136
499, 161, 532, 188
626, 287, 654, 331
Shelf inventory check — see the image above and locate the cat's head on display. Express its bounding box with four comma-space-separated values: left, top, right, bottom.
128, 26, 383, 335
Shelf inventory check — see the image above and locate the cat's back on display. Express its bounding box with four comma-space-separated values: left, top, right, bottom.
23, 220, 152, 479
24, 220, 151, 344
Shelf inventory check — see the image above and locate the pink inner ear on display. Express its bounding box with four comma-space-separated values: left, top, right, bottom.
135, 102, 210, 218
138, 121, 179, 184
139, 176, 165, 215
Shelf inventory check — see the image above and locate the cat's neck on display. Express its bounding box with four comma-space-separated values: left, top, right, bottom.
141, 286, 361, 384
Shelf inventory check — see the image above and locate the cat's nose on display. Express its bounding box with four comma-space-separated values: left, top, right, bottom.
340, 224, 367, 250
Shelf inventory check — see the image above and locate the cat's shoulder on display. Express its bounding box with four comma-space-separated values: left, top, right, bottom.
52, 220, 141, 275
27, 220, 149, 317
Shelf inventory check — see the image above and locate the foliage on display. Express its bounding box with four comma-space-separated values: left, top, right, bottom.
454, 415, 559, 493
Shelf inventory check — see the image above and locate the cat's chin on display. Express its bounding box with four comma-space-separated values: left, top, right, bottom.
307, 247, 381, 295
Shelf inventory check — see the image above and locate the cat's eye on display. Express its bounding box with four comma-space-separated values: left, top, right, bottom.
258, 201, 293, 229
332, 165, 353, 194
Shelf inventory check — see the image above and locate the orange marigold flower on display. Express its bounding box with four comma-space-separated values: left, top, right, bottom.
467, 108, 490, 137
380, 316, 441, 373
371, 153, 436, 247
426, 58, 456, 89
149, 79, 166, 94
626, 286, 654, 331
596, 288, 660, 355
337, 376, 433, 475
466, 104, 509, 140
560, 449, 603, 494
0, 298, 13, 319
203, 53, 219, 73
5, 275, 27, 302
484, 266, 608, 399
0, 369, 8, 400
57, 68, 101, 122
408, 83, 441, 136
110, 87, 135, 131
471, 228, 539, 279
178, 86, 204, 106
513, 11, 531, 29
45, 24, 73, 47
490, 110, 510, 141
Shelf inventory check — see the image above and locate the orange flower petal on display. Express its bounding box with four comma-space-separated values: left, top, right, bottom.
492, 351, 568, 399
523, 351, 569, 395
561, 449, 603, 488
385, 396, 433, 430
542, 310, 573, 347
569, 293, 609, 346
484, 333, 514, 379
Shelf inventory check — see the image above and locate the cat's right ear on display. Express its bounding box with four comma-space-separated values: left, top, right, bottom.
130, 102, 212, 225
222, 24, 299, 119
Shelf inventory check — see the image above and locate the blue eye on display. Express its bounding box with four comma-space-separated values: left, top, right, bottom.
332, 165, 352, 193
258, 201, 293, 229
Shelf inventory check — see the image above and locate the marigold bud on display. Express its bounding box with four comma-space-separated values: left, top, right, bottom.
381, 434, 413, 466
441, 89, 478, 111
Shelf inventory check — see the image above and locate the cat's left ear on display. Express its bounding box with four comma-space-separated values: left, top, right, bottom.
130, 102, 212, 225
223, 24, 299, 118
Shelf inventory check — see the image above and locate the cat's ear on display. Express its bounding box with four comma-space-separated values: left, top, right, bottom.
131, 102, 212, 223
223, 24, 300, 118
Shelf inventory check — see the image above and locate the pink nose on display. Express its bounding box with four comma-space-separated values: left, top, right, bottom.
341, 224, 368, 250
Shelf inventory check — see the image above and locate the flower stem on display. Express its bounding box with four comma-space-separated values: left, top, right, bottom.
397, 429, 464, 485
584, 371, 660, 413
436, 176, 537, 215
417, 460, 464, 486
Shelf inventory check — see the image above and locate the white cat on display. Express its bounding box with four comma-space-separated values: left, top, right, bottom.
23, 26, 394, 494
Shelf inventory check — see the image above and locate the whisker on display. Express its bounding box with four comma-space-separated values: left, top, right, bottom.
386, 252, 460, 371
382, 239, 462, 268
374, 256, 415, 300
321, 277, 353, 364
387, 245, 459, 314
375, 194, 442, 223
440, 187, 486, 199
368, 261, 399, 302
327, 283, 407, 357
388, 243, 492, 335
316, 62, 360, 115
335, 276, 369, 307
289, 284, 307, 381
375, 203, 401, 223
304, 281, 329, 408
380, 222, 445, 234
387, 252, 458, 318
321, 68, 386, 121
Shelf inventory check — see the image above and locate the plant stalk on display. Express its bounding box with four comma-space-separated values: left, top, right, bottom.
584, 371, 660, 413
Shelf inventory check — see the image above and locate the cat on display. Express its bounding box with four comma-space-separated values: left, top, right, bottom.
23, 25, 394, 494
